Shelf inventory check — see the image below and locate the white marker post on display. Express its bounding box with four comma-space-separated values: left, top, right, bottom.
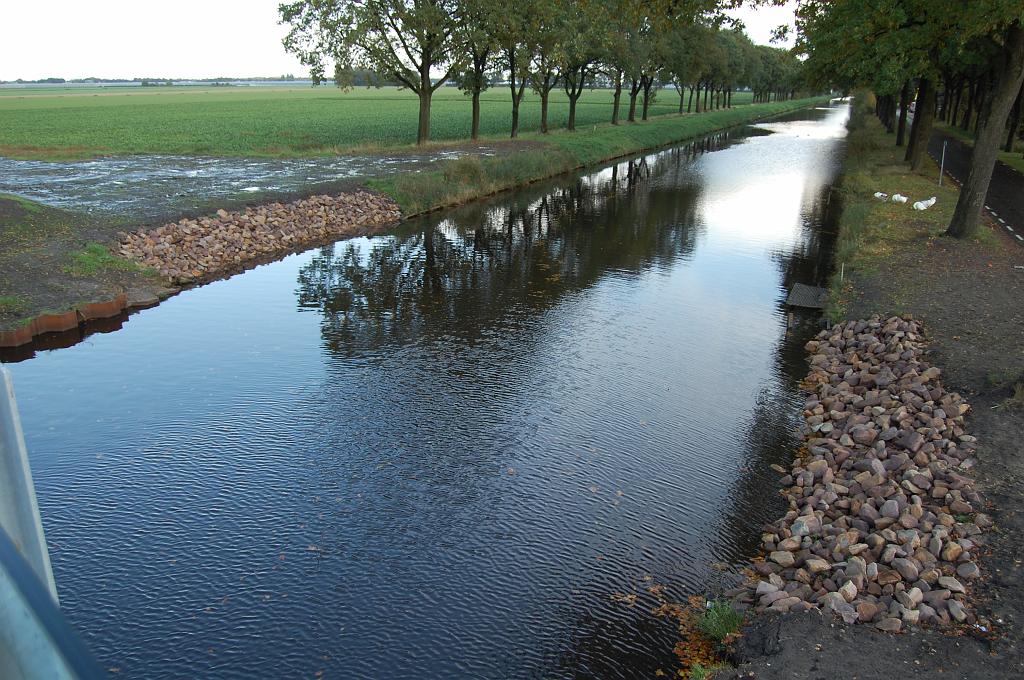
939, 141, 947, 186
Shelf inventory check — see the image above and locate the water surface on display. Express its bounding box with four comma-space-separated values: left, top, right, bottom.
7, 103, 848, 679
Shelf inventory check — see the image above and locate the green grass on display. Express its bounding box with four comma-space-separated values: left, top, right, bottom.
0, 295, 28, 314
696, 600, 744, 647
369, 96, 829, 214
826, 95, 979, 321
0, 85, 755, 159
935, 121, 1024, 175
65, 242, 141, 276
689, 662, 730, 680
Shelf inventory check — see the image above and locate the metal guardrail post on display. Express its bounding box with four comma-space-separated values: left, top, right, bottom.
1, 366, 103, 679
1, 365, 58, 601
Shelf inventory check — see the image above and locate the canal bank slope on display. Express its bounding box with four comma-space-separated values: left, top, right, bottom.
724, 98, 1024, 678
1, 96, 828, 348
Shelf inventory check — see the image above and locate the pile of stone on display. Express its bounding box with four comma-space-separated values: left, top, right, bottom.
119, 191, 401, 283
734, 316, 988, 633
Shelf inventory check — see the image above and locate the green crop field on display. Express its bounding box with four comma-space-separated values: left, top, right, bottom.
0, 85, 755, 159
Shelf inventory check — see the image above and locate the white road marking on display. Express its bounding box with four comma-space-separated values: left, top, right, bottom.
1017, 234, 1024, 241
998, 218, 1006, 224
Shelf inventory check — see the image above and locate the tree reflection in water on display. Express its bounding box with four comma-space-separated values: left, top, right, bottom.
295, 145, 728, 358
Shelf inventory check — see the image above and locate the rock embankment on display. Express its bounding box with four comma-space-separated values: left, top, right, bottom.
736, 316, 988, 633
119, 192, 401, 283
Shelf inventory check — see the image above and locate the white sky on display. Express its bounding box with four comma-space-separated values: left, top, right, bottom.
729, 1, 797, 49
1, 1, 795, 81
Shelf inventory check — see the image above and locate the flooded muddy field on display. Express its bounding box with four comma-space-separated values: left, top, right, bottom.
0, 149, 482, 219
6, 103, 849, 678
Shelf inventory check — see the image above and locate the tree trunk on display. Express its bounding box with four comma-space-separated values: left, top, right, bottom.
687, 85, 695, 113
678, 85, 685, 113
641, 77, 653, 120
693, 84, 700, 111
904, 81, 922, 161
703, 83, 710, 111
471, 90, 481, 140
417, 89, 432, 145
938, 77, 950, 122
948, 79, 961, 124
948, 22, 1024, 238
568, 96, 577, 130
727, 89, 732, 108
908, 77, 935, 171
509, 78, 524, 139
612, 70, 622, 124
510, 94, 520, 138
1006, 82, 1023, 152
628, 78, 639, 122
961, 79, 976, 130
973, 75, 988, 135
540, 89, 550, 134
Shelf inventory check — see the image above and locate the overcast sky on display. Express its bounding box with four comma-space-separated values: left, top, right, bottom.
1, 1, 795, 81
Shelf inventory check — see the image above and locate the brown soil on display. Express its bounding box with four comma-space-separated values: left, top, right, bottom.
722, 220, 1024, 678
0, 195, 173, 333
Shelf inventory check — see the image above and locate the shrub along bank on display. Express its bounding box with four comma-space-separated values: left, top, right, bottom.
369, 96, 831, 215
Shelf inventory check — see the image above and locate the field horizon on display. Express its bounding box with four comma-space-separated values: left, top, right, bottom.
0, 84, 757, 160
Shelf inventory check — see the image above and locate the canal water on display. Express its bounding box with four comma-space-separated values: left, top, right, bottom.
6, 102, 848, 678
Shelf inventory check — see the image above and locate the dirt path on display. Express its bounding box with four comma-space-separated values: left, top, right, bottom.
928, 131, 1024, 247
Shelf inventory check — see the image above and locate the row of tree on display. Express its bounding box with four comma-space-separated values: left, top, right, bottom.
279, 0, 806, 144
792, 0, 1024, 239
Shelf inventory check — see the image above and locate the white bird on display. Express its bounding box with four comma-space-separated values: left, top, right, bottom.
891, 193, 908, 203
913, 196, 937, 211
873, 191, 889, 200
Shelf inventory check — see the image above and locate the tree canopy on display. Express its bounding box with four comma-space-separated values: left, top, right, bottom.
279, 0, 813, 144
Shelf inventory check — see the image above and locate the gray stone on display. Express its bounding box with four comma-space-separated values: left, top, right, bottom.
956, 562, 981, 580
875, 617, 902, 632
805, 557, 831, 574
891, 558, 919, 582
937, 576, 965, 594
770, 551, 795, 567
880, 499, 900, 518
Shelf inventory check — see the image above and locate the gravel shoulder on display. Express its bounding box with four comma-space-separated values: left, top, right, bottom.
719, 107, 1024, 679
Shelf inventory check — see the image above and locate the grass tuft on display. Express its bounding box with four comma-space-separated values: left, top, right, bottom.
0, 295, 29, 314
689, 662, 730, 680
65, 242, 141, 276
696, 600, 744, 647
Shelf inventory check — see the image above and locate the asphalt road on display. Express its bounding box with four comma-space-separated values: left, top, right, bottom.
928, 130, 1024, 247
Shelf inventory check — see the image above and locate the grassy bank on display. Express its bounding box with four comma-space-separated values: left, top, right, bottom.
826, 95, 996, 321
0, 192, 163, 333
369, 96, 830, 214
935, 121, 1024, 175
0, 85, 756, 160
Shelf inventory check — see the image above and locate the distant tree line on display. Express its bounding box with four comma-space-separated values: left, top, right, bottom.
279, 0, 810, 144
792, 0, 1024, 240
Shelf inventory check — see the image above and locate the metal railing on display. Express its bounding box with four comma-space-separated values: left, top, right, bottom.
1, 365, 102, 679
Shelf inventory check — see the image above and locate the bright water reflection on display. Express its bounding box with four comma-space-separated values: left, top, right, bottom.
7, 103, 848, 679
